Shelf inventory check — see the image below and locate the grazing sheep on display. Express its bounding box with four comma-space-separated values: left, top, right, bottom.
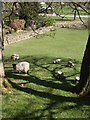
12, 61, 30, 74
11, 54, 19, 61
75, 76, 80, 84
56, 71, 66, 80
66, 61, 75, 67
53, 59, 61, 64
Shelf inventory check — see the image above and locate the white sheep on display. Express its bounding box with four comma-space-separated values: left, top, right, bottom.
66, 61, 75, 67
56, 71, 66, 80
11, 54, 19, 61
12, 61, 30, 74
75, 76, 80, 84
53, 59, 61, 64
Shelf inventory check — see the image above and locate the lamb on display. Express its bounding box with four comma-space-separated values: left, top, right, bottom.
11, 54, 19, 61
53, 59, 61, 64
66, 61, 75, 68
75, 76, 80, 84
12, 61, 30, 74
56, 71, 66, 80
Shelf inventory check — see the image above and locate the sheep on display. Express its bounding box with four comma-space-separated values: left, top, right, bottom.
66, 61, 75, 68
75, 76, 80, 84
11, 54, 19, 61
12, 61, 30, 74
56, 71, 66, 80
53, 59, 61, 64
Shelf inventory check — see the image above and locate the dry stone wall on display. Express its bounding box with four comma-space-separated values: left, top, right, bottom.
4, 20, 88, 45
4, 26, 54, 45
55, 20, 88, 29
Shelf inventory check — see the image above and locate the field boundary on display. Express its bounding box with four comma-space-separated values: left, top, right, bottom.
4, 20, 88, 45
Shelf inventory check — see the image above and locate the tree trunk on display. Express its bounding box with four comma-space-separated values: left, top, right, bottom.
73, 10, 77, 20
0, 2, 13, 94
0, 1, 5, 89
0, 48, 5, 78
73, 35, 90, 96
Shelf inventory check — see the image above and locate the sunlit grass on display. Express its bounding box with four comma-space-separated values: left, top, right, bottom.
4, 28, 88, 61
3, 28, 90, 119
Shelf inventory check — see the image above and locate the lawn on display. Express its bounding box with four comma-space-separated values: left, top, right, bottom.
2, 28, 90, 119
4, 28, 88, 60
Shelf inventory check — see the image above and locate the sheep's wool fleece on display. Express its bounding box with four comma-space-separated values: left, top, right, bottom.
16, 62, 29, 70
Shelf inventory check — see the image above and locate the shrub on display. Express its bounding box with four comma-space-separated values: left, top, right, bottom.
44, 17, 55, 27
10, 19, 25, 31
36, 16, 55, 29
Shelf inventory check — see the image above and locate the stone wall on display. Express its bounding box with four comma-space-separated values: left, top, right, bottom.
4, 20, 87, 45
55, 20, 88, 29
4, 26, 54, 45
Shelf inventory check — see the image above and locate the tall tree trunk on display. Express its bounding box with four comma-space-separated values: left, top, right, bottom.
0, 2, 13, 94
0, 1, 5, 87
73, 8, 90, 96
73, 34, 90, 96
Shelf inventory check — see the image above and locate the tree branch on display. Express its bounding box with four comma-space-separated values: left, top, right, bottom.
72, 2, 90, 15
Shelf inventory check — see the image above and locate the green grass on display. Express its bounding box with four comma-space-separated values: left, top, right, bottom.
53, 5, 88, 16
4, 28, 88, 60
48, 15, 88, 23
2, 28, 90, 119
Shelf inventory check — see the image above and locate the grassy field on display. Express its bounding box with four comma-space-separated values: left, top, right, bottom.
4, 28, 88, 60
2, 28, 90, 119
56, 6, 88, 15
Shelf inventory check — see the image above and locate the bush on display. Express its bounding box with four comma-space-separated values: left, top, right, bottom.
10, 19, 25, 31
44, 17, 55, 27
36, 16, 55, 29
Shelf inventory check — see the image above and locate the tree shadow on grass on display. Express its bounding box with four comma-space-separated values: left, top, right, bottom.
7, 78, 90, 120
4, 56, 90, 119
6, 70, 74, 93
5, 55, 82, 97
7, 76, 90, 103
5, 55, 80, 91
